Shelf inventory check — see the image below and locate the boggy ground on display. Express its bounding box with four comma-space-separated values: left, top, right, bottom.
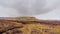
0, 17, 60, 34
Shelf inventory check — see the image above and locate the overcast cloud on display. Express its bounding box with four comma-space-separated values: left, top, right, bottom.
0, 0, 60, 20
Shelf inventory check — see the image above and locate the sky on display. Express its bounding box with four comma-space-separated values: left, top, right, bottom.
0, 0, 60, 20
